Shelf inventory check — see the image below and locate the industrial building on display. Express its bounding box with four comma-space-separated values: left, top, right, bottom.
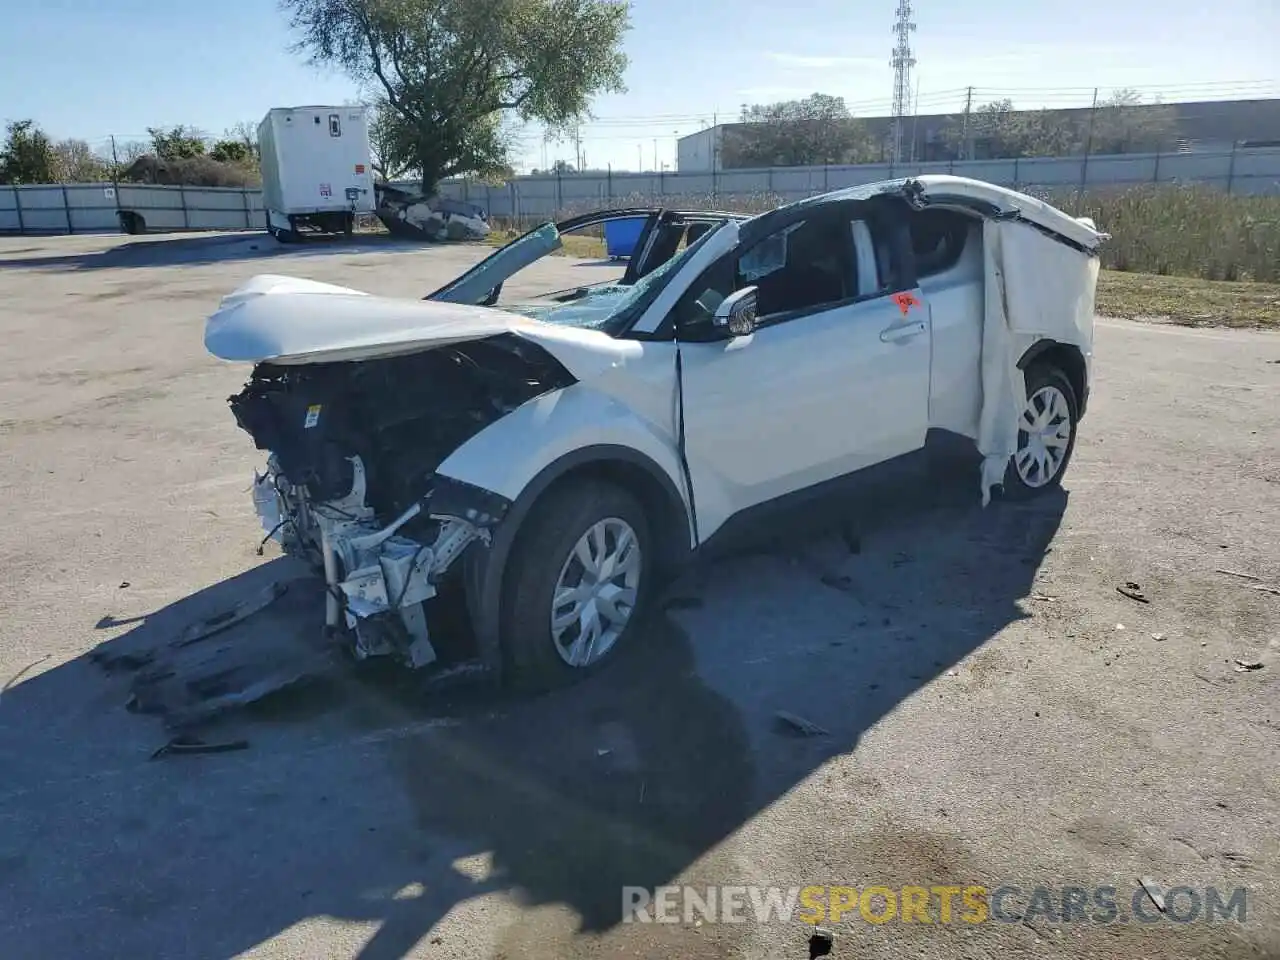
676, 98, 1280, 172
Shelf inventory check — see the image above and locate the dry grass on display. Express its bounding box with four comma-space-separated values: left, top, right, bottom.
484, 226, 604, 259
1043, 185, 1280, 283
1096, 270, 1280, 328
480, 185, 1280, 328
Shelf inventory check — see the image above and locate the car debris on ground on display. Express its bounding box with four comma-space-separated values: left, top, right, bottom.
1116, 581, 1150, 603
150, 735, 250, 760
1139, 877, 1167, 913
92, 576, 339, 730
775, 711, 830, 737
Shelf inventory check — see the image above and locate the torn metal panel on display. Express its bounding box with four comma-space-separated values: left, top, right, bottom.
977, 217, 1023, 506
976, 214, 1102, 504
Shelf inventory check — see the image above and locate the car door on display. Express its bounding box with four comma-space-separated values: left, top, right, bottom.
672, 202, 931, 532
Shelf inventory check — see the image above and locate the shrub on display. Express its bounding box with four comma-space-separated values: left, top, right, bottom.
493, 184, 1279, 284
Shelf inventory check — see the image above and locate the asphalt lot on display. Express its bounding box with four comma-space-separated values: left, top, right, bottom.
1, 231, 1278, 960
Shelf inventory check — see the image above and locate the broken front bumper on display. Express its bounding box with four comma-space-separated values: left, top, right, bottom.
252, 454, 504, 669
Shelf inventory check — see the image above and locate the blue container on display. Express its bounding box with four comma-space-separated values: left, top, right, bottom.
603, 217, 647, 259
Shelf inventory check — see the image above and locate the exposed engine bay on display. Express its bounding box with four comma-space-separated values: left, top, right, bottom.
228, 333, 576, 667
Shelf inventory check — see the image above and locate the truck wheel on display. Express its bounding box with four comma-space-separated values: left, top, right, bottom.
499, 480, 652, 692
1003, 363, 1079, 498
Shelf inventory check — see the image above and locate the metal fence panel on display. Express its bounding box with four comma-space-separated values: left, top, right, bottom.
4, 147, 1279, 236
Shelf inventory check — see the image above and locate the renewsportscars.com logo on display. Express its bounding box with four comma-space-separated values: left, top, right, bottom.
622, 884, 1249, 926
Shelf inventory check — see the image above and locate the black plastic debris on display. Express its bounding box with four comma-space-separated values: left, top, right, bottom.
808, 926, 834, 958
92, 576, 340, 730
151, 735, 250, 760
1117, 581, 1150, 604
775, 711, 830, 737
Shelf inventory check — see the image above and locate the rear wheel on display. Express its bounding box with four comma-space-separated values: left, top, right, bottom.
1003, 363, 1079, 498
499, 480, 651, 691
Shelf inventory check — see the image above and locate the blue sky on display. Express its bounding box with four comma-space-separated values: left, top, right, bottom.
1, 0, 1276, 173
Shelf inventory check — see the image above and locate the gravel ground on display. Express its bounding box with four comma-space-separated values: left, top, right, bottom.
1, 231, 1277, 960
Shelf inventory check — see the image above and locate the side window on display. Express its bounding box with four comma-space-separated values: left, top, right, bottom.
909, 209, 970, 279
673, 215, 855, 331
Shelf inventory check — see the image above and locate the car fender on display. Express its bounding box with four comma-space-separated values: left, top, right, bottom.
434, 383, 693, 683
434, 381, 691, 531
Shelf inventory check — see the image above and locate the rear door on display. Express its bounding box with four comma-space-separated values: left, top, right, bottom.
623, 212, 738, 283
672, 201, 932, 532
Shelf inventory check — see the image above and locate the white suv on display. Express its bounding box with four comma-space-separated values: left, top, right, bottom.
205, 175, 1105, 690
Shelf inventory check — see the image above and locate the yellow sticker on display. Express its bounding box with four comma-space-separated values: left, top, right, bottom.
303, 404, 322, 429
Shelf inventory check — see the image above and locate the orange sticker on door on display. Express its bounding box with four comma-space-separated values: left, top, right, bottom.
891, 291, 921, 316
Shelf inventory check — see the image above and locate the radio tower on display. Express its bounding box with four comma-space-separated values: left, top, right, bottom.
890, 0, 917, 164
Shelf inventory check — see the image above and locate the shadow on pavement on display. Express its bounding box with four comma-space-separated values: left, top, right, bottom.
0, 232, 465, 272
0, 481, 1066, 959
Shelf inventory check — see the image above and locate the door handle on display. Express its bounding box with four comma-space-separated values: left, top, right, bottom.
880, 320, 927, 343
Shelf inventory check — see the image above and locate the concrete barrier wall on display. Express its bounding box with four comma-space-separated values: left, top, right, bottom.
2, 146, 1278, 235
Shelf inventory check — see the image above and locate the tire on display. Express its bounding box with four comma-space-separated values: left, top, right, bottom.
499, 479, 653, 692
1002, 362, 1079, 499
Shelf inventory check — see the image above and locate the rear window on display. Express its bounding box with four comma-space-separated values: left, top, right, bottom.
909, 209, 971, 279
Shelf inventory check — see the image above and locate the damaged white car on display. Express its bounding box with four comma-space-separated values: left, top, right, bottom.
205, 176, 1105, 690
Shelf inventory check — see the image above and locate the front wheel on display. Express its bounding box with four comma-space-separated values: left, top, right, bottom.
499, 480, 652, 692
1002, 363, 1079, 498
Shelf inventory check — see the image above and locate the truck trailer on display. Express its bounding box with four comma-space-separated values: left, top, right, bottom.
258, 105, 375, 242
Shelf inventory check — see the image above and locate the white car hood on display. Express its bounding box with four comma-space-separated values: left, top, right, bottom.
204, 274, 632, 379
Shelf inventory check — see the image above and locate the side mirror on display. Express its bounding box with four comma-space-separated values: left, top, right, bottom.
712, 286, 759, 337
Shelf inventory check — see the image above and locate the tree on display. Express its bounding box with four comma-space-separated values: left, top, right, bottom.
1011, 109, 1082, 157
937, 89, 1179, 160
52, 138, 109, 182
368, 98, 416, 180
1089, 88, 1177, 154
225, 122, 261, 160
209, 139, 252, 164
0, 120, 55, 184
147, 125, 207, 161
721, 94, 877, 168
938, 99, 1081, 159
281, 0, 630, 194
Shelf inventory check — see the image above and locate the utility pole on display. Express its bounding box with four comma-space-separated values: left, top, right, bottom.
889, 0, 917, 165
960, 85, 973, 161
712, 111, 718, 172
653, 138, 658, 172
1078, 87, 1100, 208
638, 143, 643, 172
573, 124, 582, 170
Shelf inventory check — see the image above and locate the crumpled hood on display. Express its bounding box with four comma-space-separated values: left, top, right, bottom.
204, 274, 634, 380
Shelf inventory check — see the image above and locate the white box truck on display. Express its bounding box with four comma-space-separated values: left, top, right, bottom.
258, 105, 375, 242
